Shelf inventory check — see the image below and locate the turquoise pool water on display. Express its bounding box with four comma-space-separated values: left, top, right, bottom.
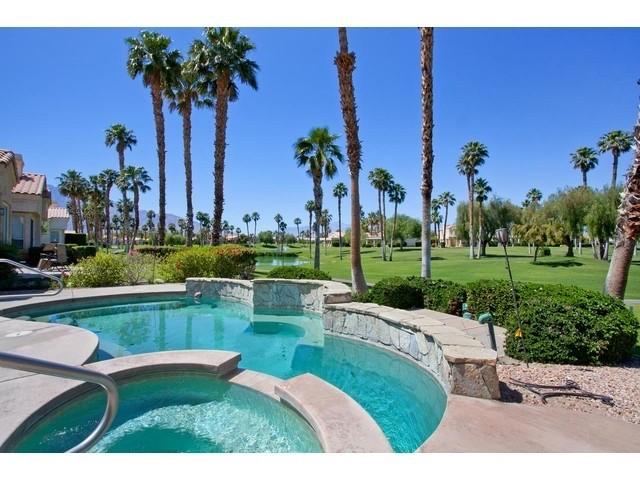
13, 373, 322, 453
25, 297, 446, 452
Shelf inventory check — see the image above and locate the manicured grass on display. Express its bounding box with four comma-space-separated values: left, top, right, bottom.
255, 243, 640, 299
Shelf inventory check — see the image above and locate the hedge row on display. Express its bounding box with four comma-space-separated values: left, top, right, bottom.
160, 245, 256, 282
267, 266, 331, 281
354, 277, 638, 365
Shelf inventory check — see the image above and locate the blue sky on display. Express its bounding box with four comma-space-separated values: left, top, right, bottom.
1, 28, 639, 230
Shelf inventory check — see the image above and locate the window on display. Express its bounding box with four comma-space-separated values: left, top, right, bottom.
0, 205, 8, 244
11, 215, 24, 249
50, 230, 60, 243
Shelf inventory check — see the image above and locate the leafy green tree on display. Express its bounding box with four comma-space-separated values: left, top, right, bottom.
190, 28, 259, 245
514, 210, 561, 262
544, 187, 594, 256
333, 182, 348, 260
586, 188, 619, 260
481, 198, 522, 253
598, 130, 634, 188
294, 128, 344, 269
457, 141, 489, 259
570, 147, 599, 188
387, 183, 406, 261
437, 192, 456, 247
368, 168, 394, 261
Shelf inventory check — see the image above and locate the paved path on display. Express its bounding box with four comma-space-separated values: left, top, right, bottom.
421, 394, 640, 452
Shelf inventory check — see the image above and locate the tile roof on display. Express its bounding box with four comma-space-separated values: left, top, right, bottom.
48, 204, 70, 219
12, 172, 47, 195
0, 149, 15, 165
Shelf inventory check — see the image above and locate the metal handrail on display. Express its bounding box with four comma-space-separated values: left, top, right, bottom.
0, 351, 119, 452
0, 258, 64, 300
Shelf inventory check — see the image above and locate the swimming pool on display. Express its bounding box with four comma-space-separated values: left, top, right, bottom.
13, 373, 322, 453
24, 297, 447, 452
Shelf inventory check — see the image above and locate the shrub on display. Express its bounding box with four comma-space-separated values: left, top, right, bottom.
66, 252, 125, 288
355, 277, 424, 310
258, 231, 275, 244
135, 245, 183, 258
267, 266, 331, 281
466, 280, 517, 327
68, 245, 97, 263
160, 245, 256, 282
541, 247, 551, 257
406, 277, 467, 316
122, 254, 156, 286
164, 233, 186, 246
64, 233, 87, 246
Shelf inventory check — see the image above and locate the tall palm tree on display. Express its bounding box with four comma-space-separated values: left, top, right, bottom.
126, 31, 181, 245
605, 96, 640, 299
333, 182, 348, 260
105, 124, 137, 172
321, 209, 332, 255
437, 191, 456, 247
57, 170, 88, 233
251, 212, 260, 241
570, 147, 599, 188
293, 217, 302, 241
388, 182, 406, 261
242, 214, 252, 238
334, 27, 368, 293
368, 168, 393, 261
431, 199, 442, 246
295, 127, 344, 270
598, 130, 634, 188
167, 59, 212, 247
274, 213, 283, 251
278, 221, 287, 253
473, 177, 492, 258
457, 141, 489, 259
98, 169, 118, 246
177, 218, 186, 237
420, 27, 435, 277
190, 27, 259, 245
195, 211, 210, 245
525, 188, 543, 207
118, 166, 152, 249
305, 200, 315, 259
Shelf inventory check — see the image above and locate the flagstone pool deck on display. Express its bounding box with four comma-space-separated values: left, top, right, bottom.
1, 283, 639, 452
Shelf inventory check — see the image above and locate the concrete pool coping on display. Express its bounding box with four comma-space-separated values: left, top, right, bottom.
0, 350, 392, 453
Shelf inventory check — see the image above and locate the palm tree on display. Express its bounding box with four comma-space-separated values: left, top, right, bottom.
294, 128, 344, 269
105, 124, 137, 172
333, 182, 348, 260
190, 28, 259, 245
293, 217, 302, 241
242, 214, 252, 238
605, 96, 640, 298
473, 177, 492, 258
335, 27, 367, 293
420, 27, 435, 277
388, 182, 406, 261
321, 209, 332, 255
119, 166, 152, 249
437, 192, 456, 247
457, 141, 489, 259
98, 169, 118, 246
570, 147, 599, 188
274, 213, 283, 252
111, 215, 121, 246
526, 188, 543, 207
251, 212, 260, 241
368, 168, 393, 261
167, 59, 212, 247
126, 31, 181, 245
598, 130, 634, 188
278, 221, 287, 253
57, 170, 88, 233
177, 218, 186, 237
431, 199, 442, 246
195, 211, 210, 245
305, 200, 315, 259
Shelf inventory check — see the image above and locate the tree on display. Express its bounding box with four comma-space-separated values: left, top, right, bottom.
570, 147, 599, 188
167, 59, 212, 247
332, 182, 348, 260
304, 200, 315, 258
605, 98, 640, 298
420, 27, 435, 278
278, 221, 287, 253
118, 165, 152, 249
57, 170, 88, 233
274, 213, 283, 252
544, 187, 593, 257
251, 212, 260, 241
525, 188, 543, 207
293, 217, 302, 241
514, 210, 560, 263
335, 27, 367, 293
177, 218, 186, 236
457, 141, 488, 259
98, 169, 118, 246
473, 177, 492, 258
195, 211, 210, 245
294, 128, 344, 269
242, 214, 252, 238
126, 31, 181, 245
321, 209, 332, 255
387, 182, 406, 261
482, 197, 522, 252
190, 28, 259, 245
598, 130, 634, 188
438, 191, 456, 247
585, 188, 619, 260
105, 124, 137, 173
431, 198, 441, 246
368, 168, 393, 261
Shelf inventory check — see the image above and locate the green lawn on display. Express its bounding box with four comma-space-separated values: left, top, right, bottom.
255, 244, 640, 299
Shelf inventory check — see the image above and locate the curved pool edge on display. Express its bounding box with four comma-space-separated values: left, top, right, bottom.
0, 350, 393, 453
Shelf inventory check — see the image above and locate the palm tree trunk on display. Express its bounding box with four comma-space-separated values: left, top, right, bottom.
212, 75, 230, 246
476, 202, 483, 259
105, 186, 112, 247
420, 27, 434, 278
443, 205, 449, 247
338, 198, 343, 260
313, 176, 323, 270
130, 188, 140, 250
150, 85, 167, 246
335, 26, 367, 293
390, 201, 398, 261
382, 190, 388, 259
377, 190, 385, 260
308, 211, 312, 259
468, 175, 475, 259
296, 224, 300, 242
582, 170, 588, 188
182, 102, 194, 247
611, 150, 619, 189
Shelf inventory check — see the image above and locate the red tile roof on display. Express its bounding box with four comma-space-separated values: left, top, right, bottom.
48, 204, 70, 219
12, 172, 47, 195
0, 149, 15, 165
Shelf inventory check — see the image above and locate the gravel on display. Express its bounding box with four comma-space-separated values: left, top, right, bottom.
497, 358, 640, 425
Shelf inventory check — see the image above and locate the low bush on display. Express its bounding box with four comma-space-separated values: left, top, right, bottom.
68, 245, 97, 263
164, 233, 186, 246
267, 266, 331, 280
160, 245, 256, 282
541, 247, 551, 257
257, 250, 299, 258
65, 252, 125, 288
355, 277, 424, 310
135, 245, 183, 258
406, 277, 467, 316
